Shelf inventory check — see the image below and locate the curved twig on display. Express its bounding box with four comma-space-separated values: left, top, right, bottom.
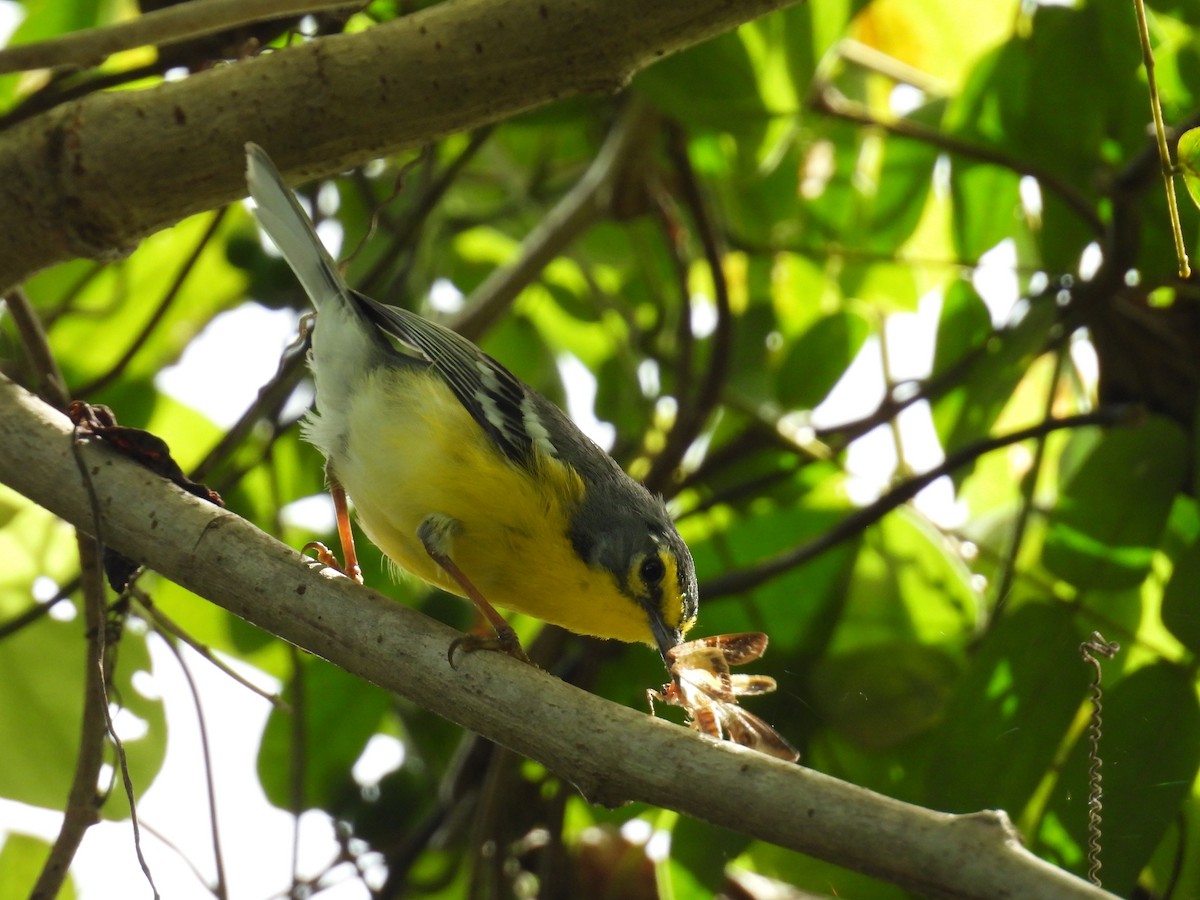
643, 122, 734, 496
701, 407, 1137, 600
810, 86, 1105, 238
0, 0, 343, 75
77, 207, 229, 398
1079, 632, 1119, 888
1130, 0, 1190, 278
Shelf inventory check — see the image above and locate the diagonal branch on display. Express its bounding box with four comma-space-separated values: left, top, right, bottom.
0, 373, 1117, 900
0, 0, 801, 291
0, 0, 340, 75
700, 406, 1137, 600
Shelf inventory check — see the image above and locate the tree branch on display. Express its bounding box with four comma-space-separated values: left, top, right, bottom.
0, 0, 339, 75
0, 373, 1117, 900
0, 0, 800, 291
29, 535, 110, 900
701, 406, 1136, 600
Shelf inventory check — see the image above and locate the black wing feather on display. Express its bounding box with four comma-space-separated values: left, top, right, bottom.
351, 291, 537, 466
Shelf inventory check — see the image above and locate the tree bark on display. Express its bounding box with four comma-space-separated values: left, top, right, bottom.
0, 0, 798, 291
0, 374, 1118, 900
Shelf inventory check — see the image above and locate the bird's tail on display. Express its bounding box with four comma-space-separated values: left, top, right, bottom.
245, 142, 347, 310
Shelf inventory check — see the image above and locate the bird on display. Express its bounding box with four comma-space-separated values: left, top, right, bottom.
244, 143, 698, 662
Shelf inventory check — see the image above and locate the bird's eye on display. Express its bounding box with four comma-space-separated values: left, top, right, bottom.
640, 555, 666, 585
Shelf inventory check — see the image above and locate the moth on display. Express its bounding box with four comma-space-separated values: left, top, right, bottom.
648, 632, 799, 762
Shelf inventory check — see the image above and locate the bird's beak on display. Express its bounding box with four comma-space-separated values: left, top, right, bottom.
650, 616, 683, 665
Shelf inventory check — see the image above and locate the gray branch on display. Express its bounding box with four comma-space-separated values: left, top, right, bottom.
0, 0, 798, 291
0, 375, 1118, 900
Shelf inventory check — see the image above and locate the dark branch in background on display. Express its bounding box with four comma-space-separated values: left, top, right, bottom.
9, 300, 129, 900
356, 127, 495, 301
654, 171, 696, 466
642, 123, 734, 497
678, 330, 1002, 496
700, 406, 1137, 600
29, 538, 115, 900
0, 584, 74, 639
4, 288, 70, 404
809, 85, 1105, 238
192, 335, 309, 483
0, 0, 343, 74
77, 207, 229, 398
451, 101, 660, 342
989, 348, 1067, 621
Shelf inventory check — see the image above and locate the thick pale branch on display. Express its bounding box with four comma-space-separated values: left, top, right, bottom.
0, 0, 797, 291
0, 374, 1116, 900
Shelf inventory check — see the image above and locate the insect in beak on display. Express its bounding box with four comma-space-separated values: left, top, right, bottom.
647, 632, 799, 763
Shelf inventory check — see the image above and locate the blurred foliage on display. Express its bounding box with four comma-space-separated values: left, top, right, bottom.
4, 0, 1200, 897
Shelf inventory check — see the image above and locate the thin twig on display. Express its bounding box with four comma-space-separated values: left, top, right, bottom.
1131, 0, 1190, 278
68, 421, 161, 898
288, 647, 308, 896
1079, 632, 1120, 888
97, 634, 161, 899
356, 128, 495, 299
451, 101, 659, 342
811, 85, 1105, 238
158, 635, 228, 899
4, 288, 70, 405
133, 589, 287, 711
137, 820, 221, 897
991, 347, 1067, 621
77, 207, 229, 398
701, 407, 1136, 600
0, 0, 347, 75
28, 537, 110, 900
643, 123, 734, 496
191, 334, 308, 482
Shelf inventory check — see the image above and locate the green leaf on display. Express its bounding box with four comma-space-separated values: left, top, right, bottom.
633, 30, 767, 139
257, 655, 392, 811
1043, 416, 1188, 589
1179, 127, 1200, 211
1161, 535, 1200, 655
931, 295, 1057, 466
776, 310, 871, 409
0, 608, 165, 818
837, 510, 981, 651
949, 162, 1024, 262
0, 833, 76, 900
923, 603, 1089, 816
810, 640, 959, 750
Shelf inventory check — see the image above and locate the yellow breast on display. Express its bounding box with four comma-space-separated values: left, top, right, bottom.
329, 367, 655, 645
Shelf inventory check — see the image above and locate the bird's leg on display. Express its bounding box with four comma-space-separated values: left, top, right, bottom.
302, 469, 363, 584
417, 514, 529, 665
